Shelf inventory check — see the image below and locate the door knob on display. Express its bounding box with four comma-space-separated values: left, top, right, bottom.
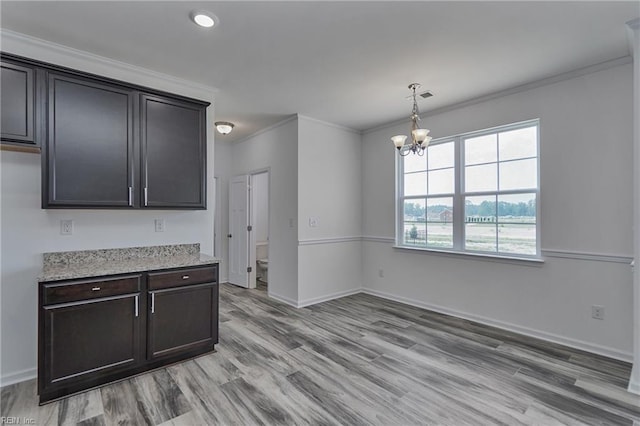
228, 234, 232, 238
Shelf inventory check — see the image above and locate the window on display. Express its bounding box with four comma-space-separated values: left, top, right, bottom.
397, 120, 539, 259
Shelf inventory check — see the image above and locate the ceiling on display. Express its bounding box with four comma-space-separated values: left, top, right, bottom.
1, 1, 638, 142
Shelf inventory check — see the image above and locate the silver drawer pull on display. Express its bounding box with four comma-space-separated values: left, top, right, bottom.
92, 287, 101, 291
182, 275, 190, 280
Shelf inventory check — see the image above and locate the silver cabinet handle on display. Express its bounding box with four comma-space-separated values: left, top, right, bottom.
128, 186, 133, 206
144, 187, 148, 206
182, 275, 189, 280
151, 292, 155, 314
92, 287, 101, 291
135, 295, 139, 317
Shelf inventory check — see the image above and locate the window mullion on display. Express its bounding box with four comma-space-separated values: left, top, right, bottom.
453, 136, 464, 251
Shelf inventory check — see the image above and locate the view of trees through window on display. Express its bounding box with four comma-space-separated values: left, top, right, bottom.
400, 121, 539, 257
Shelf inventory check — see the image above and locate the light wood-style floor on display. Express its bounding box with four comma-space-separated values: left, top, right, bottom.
2, 283, 639, 425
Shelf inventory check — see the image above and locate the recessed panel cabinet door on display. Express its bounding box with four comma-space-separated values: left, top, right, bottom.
148, 283, 217, 359
141, 94, 206, 209
45, 73, 135, 207
42, 293, 142, 389
1, 61, 35, 144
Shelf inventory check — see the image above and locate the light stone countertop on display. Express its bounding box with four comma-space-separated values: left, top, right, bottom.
39, 244, 220, 282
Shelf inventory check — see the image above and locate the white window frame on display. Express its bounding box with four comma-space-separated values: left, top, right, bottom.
396, 119, 541, 261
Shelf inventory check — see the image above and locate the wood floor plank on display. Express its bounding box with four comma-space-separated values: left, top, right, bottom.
129, 369, 191, 425
100, 379, 149, 426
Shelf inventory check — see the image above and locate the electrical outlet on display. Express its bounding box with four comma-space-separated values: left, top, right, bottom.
378, 269, 384, 278
60, 220, 73, 235
309, 217, 319, 228
155, 219, 165, 232
592, 305, 605, 320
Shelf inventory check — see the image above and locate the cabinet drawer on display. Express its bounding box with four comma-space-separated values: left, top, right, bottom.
43, 275, 141, 305
148, 266, 217, 290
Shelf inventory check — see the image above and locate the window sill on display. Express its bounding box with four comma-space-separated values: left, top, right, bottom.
392, 245, 545, 266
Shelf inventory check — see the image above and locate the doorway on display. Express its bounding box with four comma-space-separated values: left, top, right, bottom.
227, 170, 270, 290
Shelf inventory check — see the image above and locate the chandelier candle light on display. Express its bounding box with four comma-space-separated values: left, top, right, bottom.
391, 83, 432, 156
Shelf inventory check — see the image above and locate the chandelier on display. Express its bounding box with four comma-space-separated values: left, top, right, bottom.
391, 83, 432, 156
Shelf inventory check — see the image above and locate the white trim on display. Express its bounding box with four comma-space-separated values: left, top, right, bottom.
296, 287, 363, 308
542, 249, 633, 264
0, 29, 217, 99
629, 366, 640, 395
268, 291, 299, 308
393, 245, 544, 266
364, 56, 632, 135
297, 114, 362, 135
232, 115, 298, 145
298, 236, 362, 246
0, 368, 37, 387
362, 236, 395, 244
362, 236, 634, 265
361, 288, 633, 363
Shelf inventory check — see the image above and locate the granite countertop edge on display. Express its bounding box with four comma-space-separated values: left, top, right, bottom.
39, 253, 220, 283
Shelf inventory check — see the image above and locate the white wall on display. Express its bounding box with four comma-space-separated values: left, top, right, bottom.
226, 117, 299, 304
296, 116, 363, 305
362, 62, 635, 360
0, 32, 217, 385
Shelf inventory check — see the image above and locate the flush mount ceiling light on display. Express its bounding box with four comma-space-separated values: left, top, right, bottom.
190, 10, 219, 28
391, 83, 433, 156
215, 121, 234, 135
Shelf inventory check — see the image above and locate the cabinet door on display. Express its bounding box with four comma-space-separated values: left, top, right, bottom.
41, 293, 142, 390
140, 94, 207, 209
1, 60, 35, 145
148, 283, 217, 359
45, 73, 135, 208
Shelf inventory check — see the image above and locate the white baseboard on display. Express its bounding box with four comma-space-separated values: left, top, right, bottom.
362, 288, 634, 363
629, 366, 640, 395
268, 291, 299, 308
0, 368, 36, 388
296, 287, 363, 308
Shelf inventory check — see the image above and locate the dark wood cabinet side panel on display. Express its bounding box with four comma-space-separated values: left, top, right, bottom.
46, 74, 134, 207
1, 61, 35, 144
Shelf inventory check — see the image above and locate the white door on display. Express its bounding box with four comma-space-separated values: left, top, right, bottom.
228, 175, 250, 287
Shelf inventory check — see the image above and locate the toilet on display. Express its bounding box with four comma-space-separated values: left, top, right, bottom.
256, 242, 268, 283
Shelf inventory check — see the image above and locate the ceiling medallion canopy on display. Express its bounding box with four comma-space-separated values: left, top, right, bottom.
391, 83, 432, 156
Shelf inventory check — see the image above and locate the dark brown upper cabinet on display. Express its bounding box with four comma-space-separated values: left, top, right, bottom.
1, 59, 39, 149
141, 94, 207, 209
18, 54, 212, 210
44, 73, 136, 208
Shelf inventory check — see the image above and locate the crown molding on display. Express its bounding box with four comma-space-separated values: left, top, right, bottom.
297, 114, 362, 135
364, 55, 633, 136
0, 29, 217, 100
231, 115, 298, 145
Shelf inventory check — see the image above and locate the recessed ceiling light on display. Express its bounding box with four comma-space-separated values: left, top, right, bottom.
190, 10, 218, 28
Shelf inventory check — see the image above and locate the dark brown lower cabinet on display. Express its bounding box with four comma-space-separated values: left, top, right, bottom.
38, 265, 218, 404
148, 283, 218, 359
